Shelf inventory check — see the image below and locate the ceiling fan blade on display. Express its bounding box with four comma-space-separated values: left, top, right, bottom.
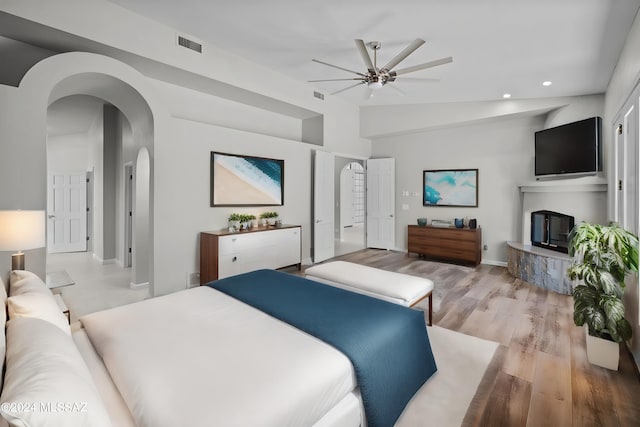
392, 56, 453, 76
387, 84, 406, 96
308, 78, 364, 82
392, 77, 440, 83
312, 59, 366, 77
380, 38, 425, 72
354, 39, 377, 75
331, 82, 364, 95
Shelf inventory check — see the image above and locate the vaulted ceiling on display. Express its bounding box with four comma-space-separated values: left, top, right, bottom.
107, 0, 640, 106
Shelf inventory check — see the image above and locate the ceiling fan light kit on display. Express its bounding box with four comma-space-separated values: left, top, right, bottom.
309, 38, 453, 96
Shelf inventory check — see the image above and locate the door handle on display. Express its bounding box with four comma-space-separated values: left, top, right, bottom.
316, 220, 321, 224
48, 215, 55, 219
389, 214, 394, 218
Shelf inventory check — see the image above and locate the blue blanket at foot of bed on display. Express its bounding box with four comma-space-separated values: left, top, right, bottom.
207, 269, 437, 427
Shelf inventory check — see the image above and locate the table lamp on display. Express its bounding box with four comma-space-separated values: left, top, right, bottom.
0, 210, 46, 270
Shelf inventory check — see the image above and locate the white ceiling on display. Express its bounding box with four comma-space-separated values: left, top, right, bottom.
107, 0, 640, 106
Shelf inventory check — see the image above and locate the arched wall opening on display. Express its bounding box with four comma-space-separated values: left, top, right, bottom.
0, 52, 162, 294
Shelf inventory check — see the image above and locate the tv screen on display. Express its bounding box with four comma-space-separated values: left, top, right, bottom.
534, 117, 602, 178
210, 152, 284, 206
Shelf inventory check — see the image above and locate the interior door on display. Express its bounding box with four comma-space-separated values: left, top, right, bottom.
47, 172, 87, 253
366, 158, 395, 250
313, 150, 335, 263
614, 102, 638, 233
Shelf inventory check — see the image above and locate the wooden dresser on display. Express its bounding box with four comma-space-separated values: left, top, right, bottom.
407, 225, 482, 266
200, 225, 302, 284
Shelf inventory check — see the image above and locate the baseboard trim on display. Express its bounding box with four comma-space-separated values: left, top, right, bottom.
482, 259, 508, 267
92, 254, 116, 265
130, 281, 149, 290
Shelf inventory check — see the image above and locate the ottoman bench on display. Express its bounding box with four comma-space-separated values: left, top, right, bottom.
304, 261, 434, 325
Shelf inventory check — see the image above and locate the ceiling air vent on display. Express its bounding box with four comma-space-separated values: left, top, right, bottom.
313, 91, 324, 100
177, 35, 202, 53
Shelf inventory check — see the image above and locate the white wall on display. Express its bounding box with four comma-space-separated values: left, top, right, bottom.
372, 116, 544, 264
151, 76, 367, 293
368, 93, 606, 266
47, 132, 89, 172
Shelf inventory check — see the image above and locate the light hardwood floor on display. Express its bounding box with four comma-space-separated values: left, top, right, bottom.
318, 249, 640, 427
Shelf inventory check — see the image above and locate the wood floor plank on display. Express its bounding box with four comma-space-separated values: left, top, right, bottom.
528, 351, 573, 426
503, 342, 538, 382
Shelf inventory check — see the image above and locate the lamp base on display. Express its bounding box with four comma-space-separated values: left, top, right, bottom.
12, 253, 25, 270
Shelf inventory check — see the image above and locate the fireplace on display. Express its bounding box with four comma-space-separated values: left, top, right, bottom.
530, 210, 575, 254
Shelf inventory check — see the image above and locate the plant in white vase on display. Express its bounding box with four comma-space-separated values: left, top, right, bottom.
567, 222, 638, 370
260, 211, 278, 226
228, 213, 241, 230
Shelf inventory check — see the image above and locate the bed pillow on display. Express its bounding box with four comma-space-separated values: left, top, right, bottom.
9, 270, 49, 296
7, 291, 71, 335
0, 317, 112, 427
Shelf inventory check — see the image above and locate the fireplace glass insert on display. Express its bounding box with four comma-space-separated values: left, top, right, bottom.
531, 210, 575, 254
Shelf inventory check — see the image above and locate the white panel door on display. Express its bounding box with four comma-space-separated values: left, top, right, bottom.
623, 104, 638, 234
366, 158, 395, 250
47, 172, 87, 253
614, 102, 638, 234
313, 150, 335, 263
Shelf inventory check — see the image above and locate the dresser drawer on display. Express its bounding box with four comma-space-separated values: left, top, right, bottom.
218, 232, 269, 255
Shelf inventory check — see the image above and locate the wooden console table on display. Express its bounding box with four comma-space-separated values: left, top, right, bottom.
408, 225, 482, 266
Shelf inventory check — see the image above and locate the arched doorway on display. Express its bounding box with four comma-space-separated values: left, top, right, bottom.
336, 160, 365, 256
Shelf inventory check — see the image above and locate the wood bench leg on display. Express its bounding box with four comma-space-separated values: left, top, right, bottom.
410, 291, 433, 326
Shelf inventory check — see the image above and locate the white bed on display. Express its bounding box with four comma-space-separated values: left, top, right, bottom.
0, 271, 364, 427
78, 287, 364, 427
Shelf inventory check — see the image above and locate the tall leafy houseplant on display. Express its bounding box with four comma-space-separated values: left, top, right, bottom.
567, 222, 638, 343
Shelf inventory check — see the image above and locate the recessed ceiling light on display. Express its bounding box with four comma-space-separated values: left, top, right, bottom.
542, 81, 552, 86
503, 93, 511, 98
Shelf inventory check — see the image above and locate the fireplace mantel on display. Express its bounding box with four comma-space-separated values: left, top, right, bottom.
519, 182, 607, 193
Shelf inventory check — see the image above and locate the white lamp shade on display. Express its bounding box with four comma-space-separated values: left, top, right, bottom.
0, 210, 46, 251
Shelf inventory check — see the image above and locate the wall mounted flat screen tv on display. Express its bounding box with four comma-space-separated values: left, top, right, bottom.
534, 117, 602, 179
210, 152, 284, 206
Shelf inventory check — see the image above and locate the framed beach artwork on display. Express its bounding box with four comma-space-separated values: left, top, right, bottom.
423, 169, 478, 207
211, 152, 284, 206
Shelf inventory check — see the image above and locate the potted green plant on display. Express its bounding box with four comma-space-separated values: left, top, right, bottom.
260, 211, 279, 226
247, 214, 257, 228
238, 214, 251, 230
228, 213, 241, 230
567, 222, 638, 370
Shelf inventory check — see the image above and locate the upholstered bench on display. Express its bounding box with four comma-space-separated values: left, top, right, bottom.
304, 261, 434, 325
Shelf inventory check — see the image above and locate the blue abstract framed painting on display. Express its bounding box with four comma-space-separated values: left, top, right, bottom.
211, 152, 284, 206
423, 169, 478, 207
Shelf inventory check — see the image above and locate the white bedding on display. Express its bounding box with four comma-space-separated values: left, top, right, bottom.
80, 286, 357, 427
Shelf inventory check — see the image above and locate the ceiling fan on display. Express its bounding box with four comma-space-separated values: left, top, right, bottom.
309, 39, 453, 97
